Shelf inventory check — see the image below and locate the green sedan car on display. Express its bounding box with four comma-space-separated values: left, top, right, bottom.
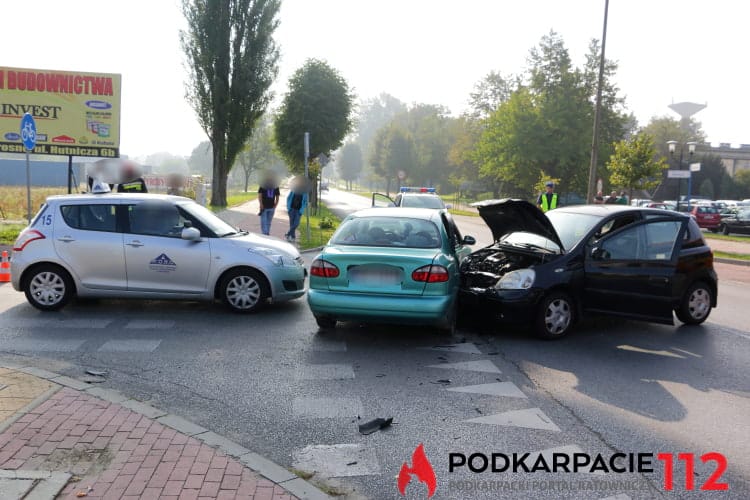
307, 208, 475, 331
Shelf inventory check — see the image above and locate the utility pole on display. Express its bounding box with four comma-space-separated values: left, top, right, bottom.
587, 0, 610, 204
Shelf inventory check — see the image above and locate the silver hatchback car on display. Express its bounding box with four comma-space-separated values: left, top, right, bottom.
11, 193, 306, 312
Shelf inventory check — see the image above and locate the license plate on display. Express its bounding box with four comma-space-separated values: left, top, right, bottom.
348, 266, 402, 286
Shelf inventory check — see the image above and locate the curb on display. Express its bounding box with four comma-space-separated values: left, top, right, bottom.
1, 362, 332, 500
714, 257, 750, 267
300, 246, 324, 255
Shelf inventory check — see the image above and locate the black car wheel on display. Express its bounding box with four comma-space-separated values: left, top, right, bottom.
315, 315, 337, 329
437, 302, 457, 335
24, 264, 74, 311
722, 224, 730, 235
534, 291, 575, 339
675, 282, 712, 325
220, 268, 269, 313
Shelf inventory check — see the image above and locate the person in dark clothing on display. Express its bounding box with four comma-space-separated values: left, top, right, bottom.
605, 190, 619, 204
258, 174, 280, 235
536, 181, 558, 213
285, 177, 308, 241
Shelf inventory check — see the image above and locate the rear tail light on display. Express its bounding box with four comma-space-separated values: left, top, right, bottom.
412, 264, 449, 283
311, 259, 340, 278
13, 229, 45, 251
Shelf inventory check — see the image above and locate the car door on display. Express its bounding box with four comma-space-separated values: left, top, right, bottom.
53, 202, 127, 290
371, 193, 396, 208
583, 217, 685, 324
123, 201, 211, 294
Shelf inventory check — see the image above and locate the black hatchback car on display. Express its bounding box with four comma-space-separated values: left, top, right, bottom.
460, 200, 718, 339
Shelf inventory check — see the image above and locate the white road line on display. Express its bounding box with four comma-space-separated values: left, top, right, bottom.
465, 407, 561, 431
97, 339, 162, 352
418, 343, 482, 354
427, 360, 501, 373
292, 444, 381, 477
297, 364, 355, 380
2, 339, 87, 352
448, 381, 527, 398
306, 340, 347, 352
2, 319, 112, 329
292, 397, 364, 418
124, 320, 175, 329
599, 494, 631, 499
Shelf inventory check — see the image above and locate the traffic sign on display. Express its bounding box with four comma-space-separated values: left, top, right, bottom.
20, 113, 37, 151
667, 170, 691, 179
690, 163, 701, 172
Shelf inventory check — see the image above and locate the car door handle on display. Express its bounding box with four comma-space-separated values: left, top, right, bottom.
649, 276, 669, 284
126, 241, 144, 247
57, 236, 75, 243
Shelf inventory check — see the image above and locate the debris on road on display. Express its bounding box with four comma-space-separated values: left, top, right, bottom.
358, 417, 393, 435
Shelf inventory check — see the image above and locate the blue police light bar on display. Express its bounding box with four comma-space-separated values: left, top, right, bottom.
400, 187, 436, 193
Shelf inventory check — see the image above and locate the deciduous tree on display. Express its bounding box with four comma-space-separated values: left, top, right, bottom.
607, 133, 667, 200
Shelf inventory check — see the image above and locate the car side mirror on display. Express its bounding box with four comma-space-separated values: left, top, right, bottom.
445, 203, 453, 209
181, 227, 201, 241
462, 235, 476, 245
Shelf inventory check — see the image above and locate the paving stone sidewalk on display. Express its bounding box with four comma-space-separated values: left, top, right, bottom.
0, 366, 329, 500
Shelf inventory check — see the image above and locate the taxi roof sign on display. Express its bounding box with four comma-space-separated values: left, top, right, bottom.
90, 178, 111, 194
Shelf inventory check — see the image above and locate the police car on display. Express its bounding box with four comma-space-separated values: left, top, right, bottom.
371, 187, 449, 210
10, 183, 306, 312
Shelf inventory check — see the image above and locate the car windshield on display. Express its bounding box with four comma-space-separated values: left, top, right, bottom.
546, 211, 604, 251
179, 201, 237, 236
330, 216, 441, 248
400, 196, 445, 209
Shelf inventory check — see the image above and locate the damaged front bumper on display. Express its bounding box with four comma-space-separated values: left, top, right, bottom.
458, 287, 544, 323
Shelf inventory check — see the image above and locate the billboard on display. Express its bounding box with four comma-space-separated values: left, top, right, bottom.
0, 66, 121, 157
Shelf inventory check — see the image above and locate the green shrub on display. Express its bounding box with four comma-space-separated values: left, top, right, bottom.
319, 216, 336, 230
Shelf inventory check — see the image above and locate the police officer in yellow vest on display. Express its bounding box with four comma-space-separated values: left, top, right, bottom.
537, 181, 558, 213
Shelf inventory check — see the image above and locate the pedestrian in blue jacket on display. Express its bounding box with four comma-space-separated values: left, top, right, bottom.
285, 178, 308, 242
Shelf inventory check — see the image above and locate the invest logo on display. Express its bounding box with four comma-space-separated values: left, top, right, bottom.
398, 444, 437, 498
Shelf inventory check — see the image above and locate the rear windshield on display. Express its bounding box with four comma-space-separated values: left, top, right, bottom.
399, 195, 445, 209
696, 206, 718, 214
330, 216, 441, 248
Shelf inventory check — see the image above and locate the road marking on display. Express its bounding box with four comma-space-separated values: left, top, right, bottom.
97, 339, 162, 352
525, 445, 603, 475
418, 343, 482, 354
427, 360, 501, 373
448, 381, 527, 398
124, 320, 175, 329
292, 444, 381, 477
2, 339, 87, 352
465, 408, 561, 431
307, 340, 347, 352
616, 345, 685, 358
599, 494, 631, 499
292, 397, 363, 418
1, 319, 112, 329
297, 364, 355, 380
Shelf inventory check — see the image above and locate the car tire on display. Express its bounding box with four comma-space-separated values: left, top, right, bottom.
534, 291, 574, 340
315, 315, 337, 329
675, 282, 712, 325
23, 264, 74, 311
722, 224, 730, 235
709, 227, 719, 233
220, 268, 269, 313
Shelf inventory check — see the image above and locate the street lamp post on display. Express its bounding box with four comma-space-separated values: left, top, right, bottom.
667, 140, 697, 210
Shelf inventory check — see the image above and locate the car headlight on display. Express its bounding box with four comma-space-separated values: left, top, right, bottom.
495, 269, 535, 290
249, 247, 295, 267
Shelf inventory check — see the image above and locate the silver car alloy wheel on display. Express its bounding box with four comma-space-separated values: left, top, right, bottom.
544, 298, 571, 335
29, 271, 66, 306
226, 275, 261, 310
688, 287, 711, 320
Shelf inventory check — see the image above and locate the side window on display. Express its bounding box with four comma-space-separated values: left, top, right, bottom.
599, 224, 643, 260
440, 212, 462, 248
592, 214, 638, 241
61, 204, 117, 232
127, 203, 188, 237
642, 221, 681, 260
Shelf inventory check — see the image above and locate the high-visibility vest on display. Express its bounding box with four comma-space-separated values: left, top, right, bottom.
540, 193, 558, 212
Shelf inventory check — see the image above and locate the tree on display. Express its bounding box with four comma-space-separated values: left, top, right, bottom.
370, 124, 415, 195
181, 0, 281, 207
338, 142, 363, 190
607, 133, 667, 200
734, 170, 750, 199
235, 117, 278, 192
187, 141, 213, 176
355, 93, 406, 164
468, 71, 519, 119
274, 59, 354, 173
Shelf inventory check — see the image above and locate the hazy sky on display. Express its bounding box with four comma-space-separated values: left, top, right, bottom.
2, 0, 747, 158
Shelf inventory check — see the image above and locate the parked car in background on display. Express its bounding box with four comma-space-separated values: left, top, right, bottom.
372, 187, 449, 209
11, 192, 306, 312
307, 207, 475, 331
719, 207, 750, 235
460, 200, 717, 339
690, 204, 722, 232
645, 202, 669, 210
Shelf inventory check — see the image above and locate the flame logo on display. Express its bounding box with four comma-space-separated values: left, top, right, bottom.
398, 443, 437, 498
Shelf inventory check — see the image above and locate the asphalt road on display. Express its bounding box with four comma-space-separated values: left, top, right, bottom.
0, 189, 748, 499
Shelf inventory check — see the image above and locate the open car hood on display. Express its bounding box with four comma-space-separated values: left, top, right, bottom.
472, 199, 565, 251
